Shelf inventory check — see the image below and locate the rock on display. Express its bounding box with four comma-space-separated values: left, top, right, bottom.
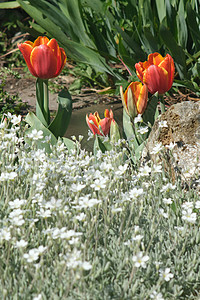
144, 101, 200, 186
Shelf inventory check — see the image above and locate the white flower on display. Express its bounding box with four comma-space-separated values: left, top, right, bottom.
115, 164, 128, 176
129, 187, 143, 199
27, 129, 43, 140
134, 114, 143, 124
150, 142, 163, 155
33, 294, 42, 300
132, 234, 143, 241
158, 120, 168, 128
71, 183, 86, 192
75, 213, 86, 221
90, 178, 107, 190
150, 291, 164, 300
0, 227, 11, 242
182, 208, 196, 224
132, 252, 149, 268
153, 164, 162, 173
81, 261, 92, 270
9, 198, 26, 209
195, 201, 200, 209
137, 126, 149, 135
15, 240, 28, 248
11, 115, 21, 125
161, 183, 176, 193
138, 165, 151, 176
165, 142, 176, 150
163, 197, 172, 205
159, 268, 174, 281
0, 171, 17, 181
159, 208, 168, 219
24, 249, 39, 263
182, 201, 193, 210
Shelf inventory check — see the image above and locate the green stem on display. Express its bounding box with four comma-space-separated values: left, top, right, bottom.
159, 94, 165, 114
43, 79, 50, 125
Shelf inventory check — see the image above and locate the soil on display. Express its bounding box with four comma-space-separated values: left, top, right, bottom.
3, 68, 121, 113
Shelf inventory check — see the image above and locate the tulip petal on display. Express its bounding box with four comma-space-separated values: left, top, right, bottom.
136, 84, 148, 114
30, 45, 57, 79
158, 54, 175, 90
148, 52, 164, 66
143, 65, 169, 94
18, 43, 37, 77
135, 62, 145, 82
33, 36, 49, 47
99, 118, 110, 136
86, 114, 100, 135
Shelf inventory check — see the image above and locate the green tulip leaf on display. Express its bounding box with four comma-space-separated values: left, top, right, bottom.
110, 120, 121, 144
123, 108, 139, 149
93, 135, 112, 155
62, 137, 75, 152
25, 111, 57, 153
48, 88, 72, 138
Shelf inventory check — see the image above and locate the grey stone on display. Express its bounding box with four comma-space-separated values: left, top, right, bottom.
144, 101, 200, 185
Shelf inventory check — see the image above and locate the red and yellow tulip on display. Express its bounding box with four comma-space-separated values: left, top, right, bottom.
120, 81, 148, 117
18, 36, 66, 79
135, 52, 175, 95
86, 109, 114, 136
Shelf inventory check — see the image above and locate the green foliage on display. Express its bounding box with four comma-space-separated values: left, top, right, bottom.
0, 0, 195, 91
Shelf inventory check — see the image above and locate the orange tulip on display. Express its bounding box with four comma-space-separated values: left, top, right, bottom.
120, 82, 148, 117
86, 109, 114, 136
18, 36, 66, 79
135, 53, 175, 94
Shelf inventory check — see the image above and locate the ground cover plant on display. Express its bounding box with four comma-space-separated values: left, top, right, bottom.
0, 114, 200, 299
0, 1, 200, 299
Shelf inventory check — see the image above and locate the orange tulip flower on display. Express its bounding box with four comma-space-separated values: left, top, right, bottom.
135, 53, 175, 95
120, 82, 148, 118
18, 36, 66, 79
86, 109, 114, 136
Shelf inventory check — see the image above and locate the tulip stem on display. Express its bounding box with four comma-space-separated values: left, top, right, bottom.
159, 95, 165, 114
43, 79, 50, 125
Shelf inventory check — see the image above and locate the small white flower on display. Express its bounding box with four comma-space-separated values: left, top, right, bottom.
132, 234, 143, 241
90, 178, 107, 190
165, 142, 176, 150
182, 201, 193, 210
153, 164, 162, 173
71, 183, 86, 192
27, 129, 43, 140
134, 114, 143, 124
150, 291, 164, 300
150, 142, 163, 155
81, 261, 92, 270
129, 187, 143, 199
24, 249, 39, 263
33, 294, 42, 300
159, 208, 168, 219
11, 115, 21, 125
138, 165, 151, 177
182, 208, 196, 224
158, 120, 168, 128
163, 197, 172, 205
132, 252, 149, 268
15, 240, 28, 248
195, 201, 200, 209
137, 126, 149, 135
0, 227, 11, 242
161, 183, 176, 193
159, 268, 174, 281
